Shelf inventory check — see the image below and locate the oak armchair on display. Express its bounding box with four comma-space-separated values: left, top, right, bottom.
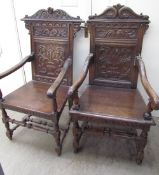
68, 4, 159, 164
0, 7, 83, 155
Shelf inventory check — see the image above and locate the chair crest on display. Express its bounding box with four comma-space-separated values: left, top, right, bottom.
89, 4, 149, 20
23, 7, 81, 21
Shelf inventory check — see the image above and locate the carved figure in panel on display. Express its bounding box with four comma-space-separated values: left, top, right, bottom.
95, 45, 134, 81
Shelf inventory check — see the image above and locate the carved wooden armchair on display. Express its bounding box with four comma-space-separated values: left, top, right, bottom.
68, 4, 159, 164
0, 7, 83, 155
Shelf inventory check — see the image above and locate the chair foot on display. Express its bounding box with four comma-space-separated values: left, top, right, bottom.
54, 128, 62, 156
73, 148, 79, 153
73, 141, 80, 153
135, 128, 149, 165
136, 150, 144, 165
136, 157, 143, 165
73, 121, 82, 153
1, 108, 13, 140
55, 145, 62, 156
6, 131, 13, 140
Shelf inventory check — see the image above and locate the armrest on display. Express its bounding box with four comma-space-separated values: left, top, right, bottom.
47, 57, 72, 98
137, 56, 159, 110
68, 53, 93, 97
0, 53, 34, 80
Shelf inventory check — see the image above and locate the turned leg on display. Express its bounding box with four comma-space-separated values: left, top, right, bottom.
1, 108, 13, 140
53, 112, 62, 156
53, 122, 62, 156
135, 127, 149, 165
73, 121, 82, 153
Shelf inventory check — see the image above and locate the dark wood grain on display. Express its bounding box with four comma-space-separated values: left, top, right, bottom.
69, 4, 157, 164
47, 57, 72, 98
68, 53, 93, 96
137, 56, 159, 110
0, 7, 83, 156
1, 81, 69, 118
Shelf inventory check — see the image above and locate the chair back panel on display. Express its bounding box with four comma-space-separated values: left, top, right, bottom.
23, 8, 83, 85
87, 4, 149, 88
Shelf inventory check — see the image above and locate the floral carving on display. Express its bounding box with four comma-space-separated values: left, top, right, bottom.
94, 23, 139, 29
22, 7, 83, 37
34, 27, 68, 38
95, 45, 134, 81
34, 42, 66, 81
96, 28, 137, 39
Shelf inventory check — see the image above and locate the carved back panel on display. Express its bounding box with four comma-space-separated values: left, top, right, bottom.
87, 4, 149, 88
23, 7, 83, 85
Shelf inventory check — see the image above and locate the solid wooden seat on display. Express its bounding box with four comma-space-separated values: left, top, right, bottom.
0, 7, 83, 155
68, 4, 159, 164
70, 86, 154, 125
2, 81, 69, 118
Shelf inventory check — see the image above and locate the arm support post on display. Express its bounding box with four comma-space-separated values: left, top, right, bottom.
47, 57, 72, 99
137, 56, 159, 119
68, 53, 93, 97
68, 53, 93, 110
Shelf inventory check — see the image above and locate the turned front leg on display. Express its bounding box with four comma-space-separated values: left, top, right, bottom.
54, 124, 61, 156
53, 110, 62, 156
1, 108, 13, 140
73, 121, 82, 153
135, 127, 150, 165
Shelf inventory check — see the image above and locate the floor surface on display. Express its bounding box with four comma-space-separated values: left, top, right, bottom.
0, 108, 159, 175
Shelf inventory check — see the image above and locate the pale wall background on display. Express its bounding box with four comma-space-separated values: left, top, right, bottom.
0, 0, 159, 117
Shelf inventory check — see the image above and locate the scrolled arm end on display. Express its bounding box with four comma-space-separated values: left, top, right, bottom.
150, 98, 159, 110
67, 86, 74, 97
47, 88, 55, 98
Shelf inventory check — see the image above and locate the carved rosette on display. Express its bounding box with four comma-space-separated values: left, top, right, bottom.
95, 45, 134, 81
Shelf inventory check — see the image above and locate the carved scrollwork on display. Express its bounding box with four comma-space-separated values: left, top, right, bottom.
24, 7, 81, 20
32, 22, 68, 38
95, 45, 134, 81
73, 23, 82, 36
34, 42, 66, 81
23, 7, 83, 36
118, 6, 149, 19
96, 28, 137, 39
94, 23, 139, 29
89, 4, 149, 20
